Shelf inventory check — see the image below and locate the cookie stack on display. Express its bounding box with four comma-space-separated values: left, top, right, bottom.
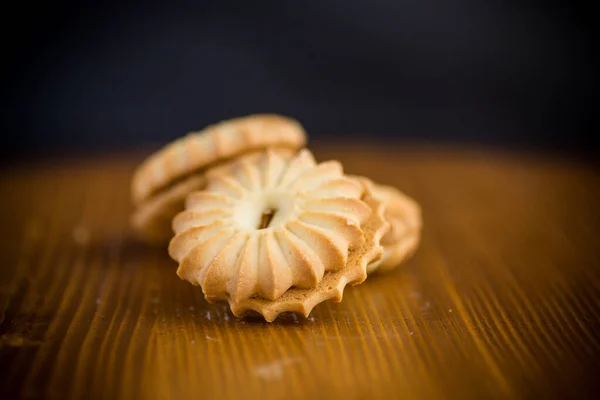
131, 114, 421, 322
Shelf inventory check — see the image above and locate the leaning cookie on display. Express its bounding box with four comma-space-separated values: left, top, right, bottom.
131, 114, 307, 206
168, 149, 388, 321
350, 176, 422, 274
130, 114, 306, 243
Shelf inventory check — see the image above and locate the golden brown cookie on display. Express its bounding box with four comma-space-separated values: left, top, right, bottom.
353, 177, 421, 274
131, 114, 307, 206
169, 149, 371, 300
168, 149, 388, 321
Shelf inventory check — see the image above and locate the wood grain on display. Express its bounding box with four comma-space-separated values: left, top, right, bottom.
1, 144, 599, 399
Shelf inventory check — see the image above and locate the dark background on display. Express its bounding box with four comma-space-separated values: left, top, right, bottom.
1, 0, 594, 159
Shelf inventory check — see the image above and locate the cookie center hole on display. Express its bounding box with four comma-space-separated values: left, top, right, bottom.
258, 208, 277, 229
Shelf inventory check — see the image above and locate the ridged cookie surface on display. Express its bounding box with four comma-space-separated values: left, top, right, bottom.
169, 149, 372, 305
227, 181, 388, 322
356, 177, 421, 273
131, 114, 306, 205
130, 149, 296, 244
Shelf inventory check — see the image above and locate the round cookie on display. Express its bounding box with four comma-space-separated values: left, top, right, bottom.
169, 149, 388, 321
362, 178, 421, 273
169, 149, 372, 301
348, 175, 421, 273
131, 114, 307, 206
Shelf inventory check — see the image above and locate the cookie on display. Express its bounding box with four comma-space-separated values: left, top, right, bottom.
354, 177, 421, 273
169, 148, 372, 302
131, 114, 307, 206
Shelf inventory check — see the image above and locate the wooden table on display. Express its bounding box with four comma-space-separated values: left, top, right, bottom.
1, 144, 599, 399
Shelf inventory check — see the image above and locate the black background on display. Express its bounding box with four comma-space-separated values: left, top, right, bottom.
1, 0, 594, 159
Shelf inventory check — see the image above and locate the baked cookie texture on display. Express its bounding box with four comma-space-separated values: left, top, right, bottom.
130, 113, 422, 321
353, 177, 422, 274
131, 114, 306, 205
228, 182, 388, 322
130, 175, 207, 244
130, 114, 306, 243
169, 149, 373, 305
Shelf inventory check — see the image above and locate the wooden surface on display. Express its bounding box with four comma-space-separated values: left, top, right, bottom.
1, 145, 599, 399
